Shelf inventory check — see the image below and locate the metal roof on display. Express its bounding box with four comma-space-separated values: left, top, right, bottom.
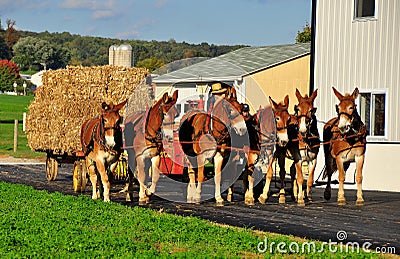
153, 42, 311, 84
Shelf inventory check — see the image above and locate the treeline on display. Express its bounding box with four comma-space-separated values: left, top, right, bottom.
0, 19, 247, 72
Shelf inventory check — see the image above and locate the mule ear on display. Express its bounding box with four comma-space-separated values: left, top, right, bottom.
295, 88, 302, 101
284, 95, 289, 108
310, 88, 318, 102
269, 96, 278, 109
162, 92, 169, 103
172, 90, 178, 101
114, 99, 127, 111
332, 86, 344, 100
352, 87, 359, 99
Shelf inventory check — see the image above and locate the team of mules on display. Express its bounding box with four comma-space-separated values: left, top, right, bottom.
81, 85, 366, 207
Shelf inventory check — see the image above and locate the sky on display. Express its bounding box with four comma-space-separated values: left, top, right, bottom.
0, 0, 311, 47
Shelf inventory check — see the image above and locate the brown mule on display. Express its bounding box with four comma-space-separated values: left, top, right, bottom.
179, 86, 247, 206
323, 87, 367, 206
124, 90, 178, 205
258, 95, 304, 205
81, 100, 127, 202
242, 105, 276, 205
293, 88, 320, 202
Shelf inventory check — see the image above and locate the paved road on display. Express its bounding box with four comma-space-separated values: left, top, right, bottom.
0, 163, 399, 255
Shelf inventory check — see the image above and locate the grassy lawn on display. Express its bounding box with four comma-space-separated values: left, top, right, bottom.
0, 94, 45, 159
0, 182, 380, 258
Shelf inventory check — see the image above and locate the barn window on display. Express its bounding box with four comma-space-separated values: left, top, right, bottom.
359, 91, 385, 137
354, 0, 375, 18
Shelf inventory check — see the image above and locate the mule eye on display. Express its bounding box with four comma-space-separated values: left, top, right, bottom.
275, 117, 280, 122
349, 106, 354, 110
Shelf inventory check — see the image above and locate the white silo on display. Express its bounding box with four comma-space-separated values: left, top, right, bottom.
109, 44, 134, 68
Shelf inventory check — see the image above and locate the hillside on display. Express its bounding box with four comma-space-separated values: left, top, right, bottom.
13, 30, 247, 71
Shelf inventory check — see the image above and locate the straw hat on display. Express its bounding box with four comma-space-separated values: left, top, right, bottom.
210, 82, 228, 94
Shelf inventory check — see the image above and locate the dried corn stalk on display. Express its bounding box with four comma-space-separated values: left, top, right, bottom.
26, 65, 152, 155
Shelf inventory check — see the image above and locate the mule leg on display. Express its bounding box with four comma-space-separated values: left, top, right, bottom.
94, 157, 111, 202
214, 152, 224, 206
336, 158, 346, 206
227, 185, 234, 202
306, 159, 317, 202
278, 155, 286, 204
147, 155, 160, 196
244, 153, 257, 205
355, 155, 365, 206
290, 163, 297, 202
194, 154, 205, 204
136, 157, 148, 205
86, 157, 99, 200
186, 162, 197, 203
294, 161, 305, 206
258, 157, 274, 204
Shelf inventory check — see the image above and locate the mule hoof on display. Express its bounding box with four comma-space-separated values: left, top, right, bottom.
324, 188, 332, 201
307, 196, 313, 203
193, 198, 201, 204
216, 200, 224, 207
356, 199, 364, 206
145, 189, 153, 197
258, 195, 267, 204
245, 198, 255, 206
227, 194, 233, 203
338, 199, 346, 206
138, 200, 147, 206
297, 200, 305, 207
279, 195, 286, 204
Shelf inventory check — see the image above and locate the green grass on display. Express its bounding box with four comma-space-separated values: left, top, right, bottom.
0, 95, 33, 121
0, 94, 44, 159
0, 182, 380, 258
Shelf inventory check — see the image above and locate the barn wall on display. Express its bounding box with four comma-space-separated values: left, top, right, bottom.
244, 55, 310, 113
314, 0, 400, 141
313, 0, 400, 192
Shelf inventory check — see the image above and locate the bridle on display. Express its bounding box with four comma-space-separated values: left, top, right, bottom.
273, 108, 296, 131
295, 103, 317, 136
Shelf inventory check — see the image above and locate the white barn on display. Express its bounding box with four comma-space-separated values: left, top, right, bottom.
312, 0, 400, 192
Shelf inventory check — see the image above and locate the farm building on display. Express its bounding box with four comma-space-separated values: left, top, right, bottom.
152, 43, 311, 120
312, 0, 399, 192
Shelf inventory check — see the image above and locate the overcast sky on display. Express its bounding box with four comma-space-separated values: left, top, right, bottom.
0, 0, 311, 46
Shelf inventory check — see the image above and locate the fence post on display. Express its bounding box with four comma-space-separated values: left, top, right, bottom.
23, 112, 26, 132
14, 119, 18, 152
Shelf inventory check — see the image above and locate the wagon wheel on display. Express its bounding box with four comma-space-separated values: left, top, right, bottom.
46, 156, 58, 181
73, 160, 88, 192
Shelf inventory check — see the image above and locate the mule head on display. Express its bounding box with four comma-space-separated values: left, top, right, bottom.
269, 95, 292, 147
225, 96, 247, 136
294, 88, 318, 137
160, 90, 178, 115
332, 87, 359, 134
101, 99, 127, 149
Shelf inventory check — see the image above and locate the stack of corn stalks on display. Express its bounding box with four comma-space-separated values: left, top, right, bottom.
26, 65, 153, 155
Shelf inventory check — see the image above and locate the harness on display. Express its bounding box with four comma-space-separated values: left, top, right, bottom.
82, 111, 122, 156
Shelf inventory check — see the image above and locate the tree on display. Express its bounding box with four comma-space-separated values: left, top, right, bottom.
0, 60, 22, 92
5, 19, 20, 53
136, 57, 165, 72
12, 36, 71, 70
296, 22, 311, 43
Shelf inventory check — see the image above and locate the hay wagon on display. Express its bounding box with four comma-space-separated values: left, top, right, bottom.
25, 65, 151, 192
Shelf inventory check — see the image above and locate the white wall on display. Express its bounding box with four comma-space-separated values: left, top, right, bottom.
314, 0, 400, 141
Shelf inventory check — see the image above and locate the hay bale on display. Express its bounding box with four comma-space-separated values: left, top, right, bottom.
26, 65, 152, 155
